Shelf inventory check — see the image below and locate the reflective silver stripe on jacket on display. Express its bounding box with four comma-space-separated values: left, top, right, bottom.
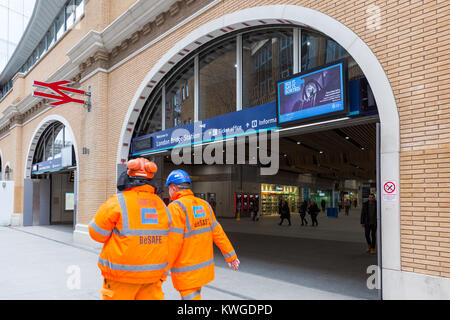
113, 228, 169, 236
182, 289, 201, 300
169, 227, 184, 234
117, 193, 129, 230
173, 200, 191, 232
164, 205, 172, 226
89, 220, 112, 237
184, 226, 212, 238
223, 250, 236, 259
98, 257, 168, 272
116, 192, 170, 235
171, 258, 214, 273
212, 221, 219, 229
199, 199, 215, 232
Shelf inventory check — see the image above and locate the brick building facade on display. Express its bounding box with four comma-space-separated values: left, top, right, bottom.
0, 0, 449, 299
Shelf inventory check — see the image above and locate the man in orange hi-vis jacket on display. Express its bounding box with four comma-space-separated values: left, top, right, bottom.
165, 169, 240, 300
89, 158, 173, 300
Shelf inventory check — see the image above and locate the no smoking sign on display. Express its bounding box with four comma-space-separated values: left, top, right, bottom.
384, 181, 395, 193
383, 180, 398, 201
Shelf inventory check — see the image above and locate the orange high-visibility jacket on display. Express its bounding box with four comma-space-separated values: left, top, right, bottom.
89, 185, 173, 284
167, 189, 237, 290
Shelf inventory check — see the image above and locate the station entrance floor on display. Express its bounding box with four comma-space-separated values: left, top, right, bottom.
215, 208, 379, 300
2, 211, 377, 299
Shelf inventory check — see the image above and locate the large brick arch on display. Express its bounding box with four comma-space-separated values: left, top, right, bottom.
117, 4, 401, 275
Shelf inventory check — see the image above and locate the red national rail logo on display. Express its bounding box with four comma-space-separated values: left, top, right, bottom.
32, 80, 86, 107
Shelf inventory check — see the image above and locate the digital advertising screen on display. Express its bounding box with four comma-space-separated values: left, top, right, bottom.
277, 60, 348, 126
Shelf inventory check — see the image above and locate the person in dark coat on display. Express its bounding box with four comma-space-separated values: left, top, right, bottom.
252, 199, 259, 221
308, 200, 320, 226
278, 200, 291, 226
345, 199, 351, 216
361, 193, 377, 254
321, 199, 326, 212
299, 200, 308, 226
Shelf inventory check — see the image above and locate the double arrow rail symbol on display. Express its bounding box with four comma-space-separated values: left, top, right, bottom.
32, 80, 87, 107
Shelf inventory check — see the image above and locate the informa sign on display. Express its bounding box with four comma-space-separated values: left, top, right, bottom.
277, 60, 347, 125
65, 193, 75, 211
382, 180, 398, 202
132, 101, 278, 156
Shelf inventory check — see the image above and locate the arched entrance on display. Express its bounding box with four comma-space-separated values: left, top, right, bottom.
117, 5, 400, 297
23, 115, 79, 228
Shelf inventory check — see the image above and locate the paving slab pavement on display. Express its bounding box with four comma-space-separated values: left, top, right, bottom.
0, 209, 378, 300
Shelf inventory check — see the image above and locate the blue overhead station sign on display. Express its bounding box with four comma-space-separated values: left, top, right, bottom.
131, 102, 279, 156
32, 158, 63, 174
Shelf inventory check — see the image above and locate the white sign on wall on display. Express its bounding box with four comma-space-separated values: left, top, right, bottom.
65, 192, 75, 211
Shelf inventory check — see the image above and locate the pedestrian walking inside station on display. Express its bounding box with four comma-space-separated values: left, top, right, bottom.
165, 170, 240, 300
308, 200, 320, 227
345, 199, 351, 216
299, 200, 308, 226
361, 193, 377, 255
278, 199, 291, 226
252, 199, 259, 221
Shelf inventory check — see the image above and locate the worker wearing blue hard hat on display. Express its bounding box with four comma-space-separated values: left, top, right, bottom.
165, 169, 192, 186
165, 169, 239, 300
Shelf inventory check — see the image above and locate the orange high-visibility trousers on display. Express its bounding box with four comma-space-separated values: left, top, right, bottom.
179, 287, 202, 300
100, 278, 165, 300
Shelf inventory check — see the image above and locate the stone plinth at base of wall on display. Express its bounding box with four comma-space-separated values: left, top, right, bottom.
11, 213, 23, 226
383, 268, 450, 300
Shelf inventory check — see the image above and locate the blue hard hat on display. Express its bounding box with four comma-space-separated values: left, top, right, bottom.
165, 169, 191, 187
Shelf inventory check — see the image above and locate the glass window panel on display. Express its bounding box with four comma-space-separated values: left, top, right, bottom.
53, 126, 64, 159
44, 135, 53, 161
199, 37, 236, 120
301, 31, 364, 81
46, 24, 55, 49
9, 0, 23, 14
8, 10, 23, 44
65, 0, 75, 29
42, 124, 65, 161
7, 42, 15, 59
38, 38, 46, 58
0, 6, 8, 40
64, 126, 74, 147
33, 48, 39, 62
0, 40, 7, 72
75, 0, 84, 19
55, 10, 65, 40
325, 39, 350, 64
23, 0, 35, 17
301, 30, 327, 72
242, 28, 293, 109
165, 61, 195, 129
137, 93, 162, 136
